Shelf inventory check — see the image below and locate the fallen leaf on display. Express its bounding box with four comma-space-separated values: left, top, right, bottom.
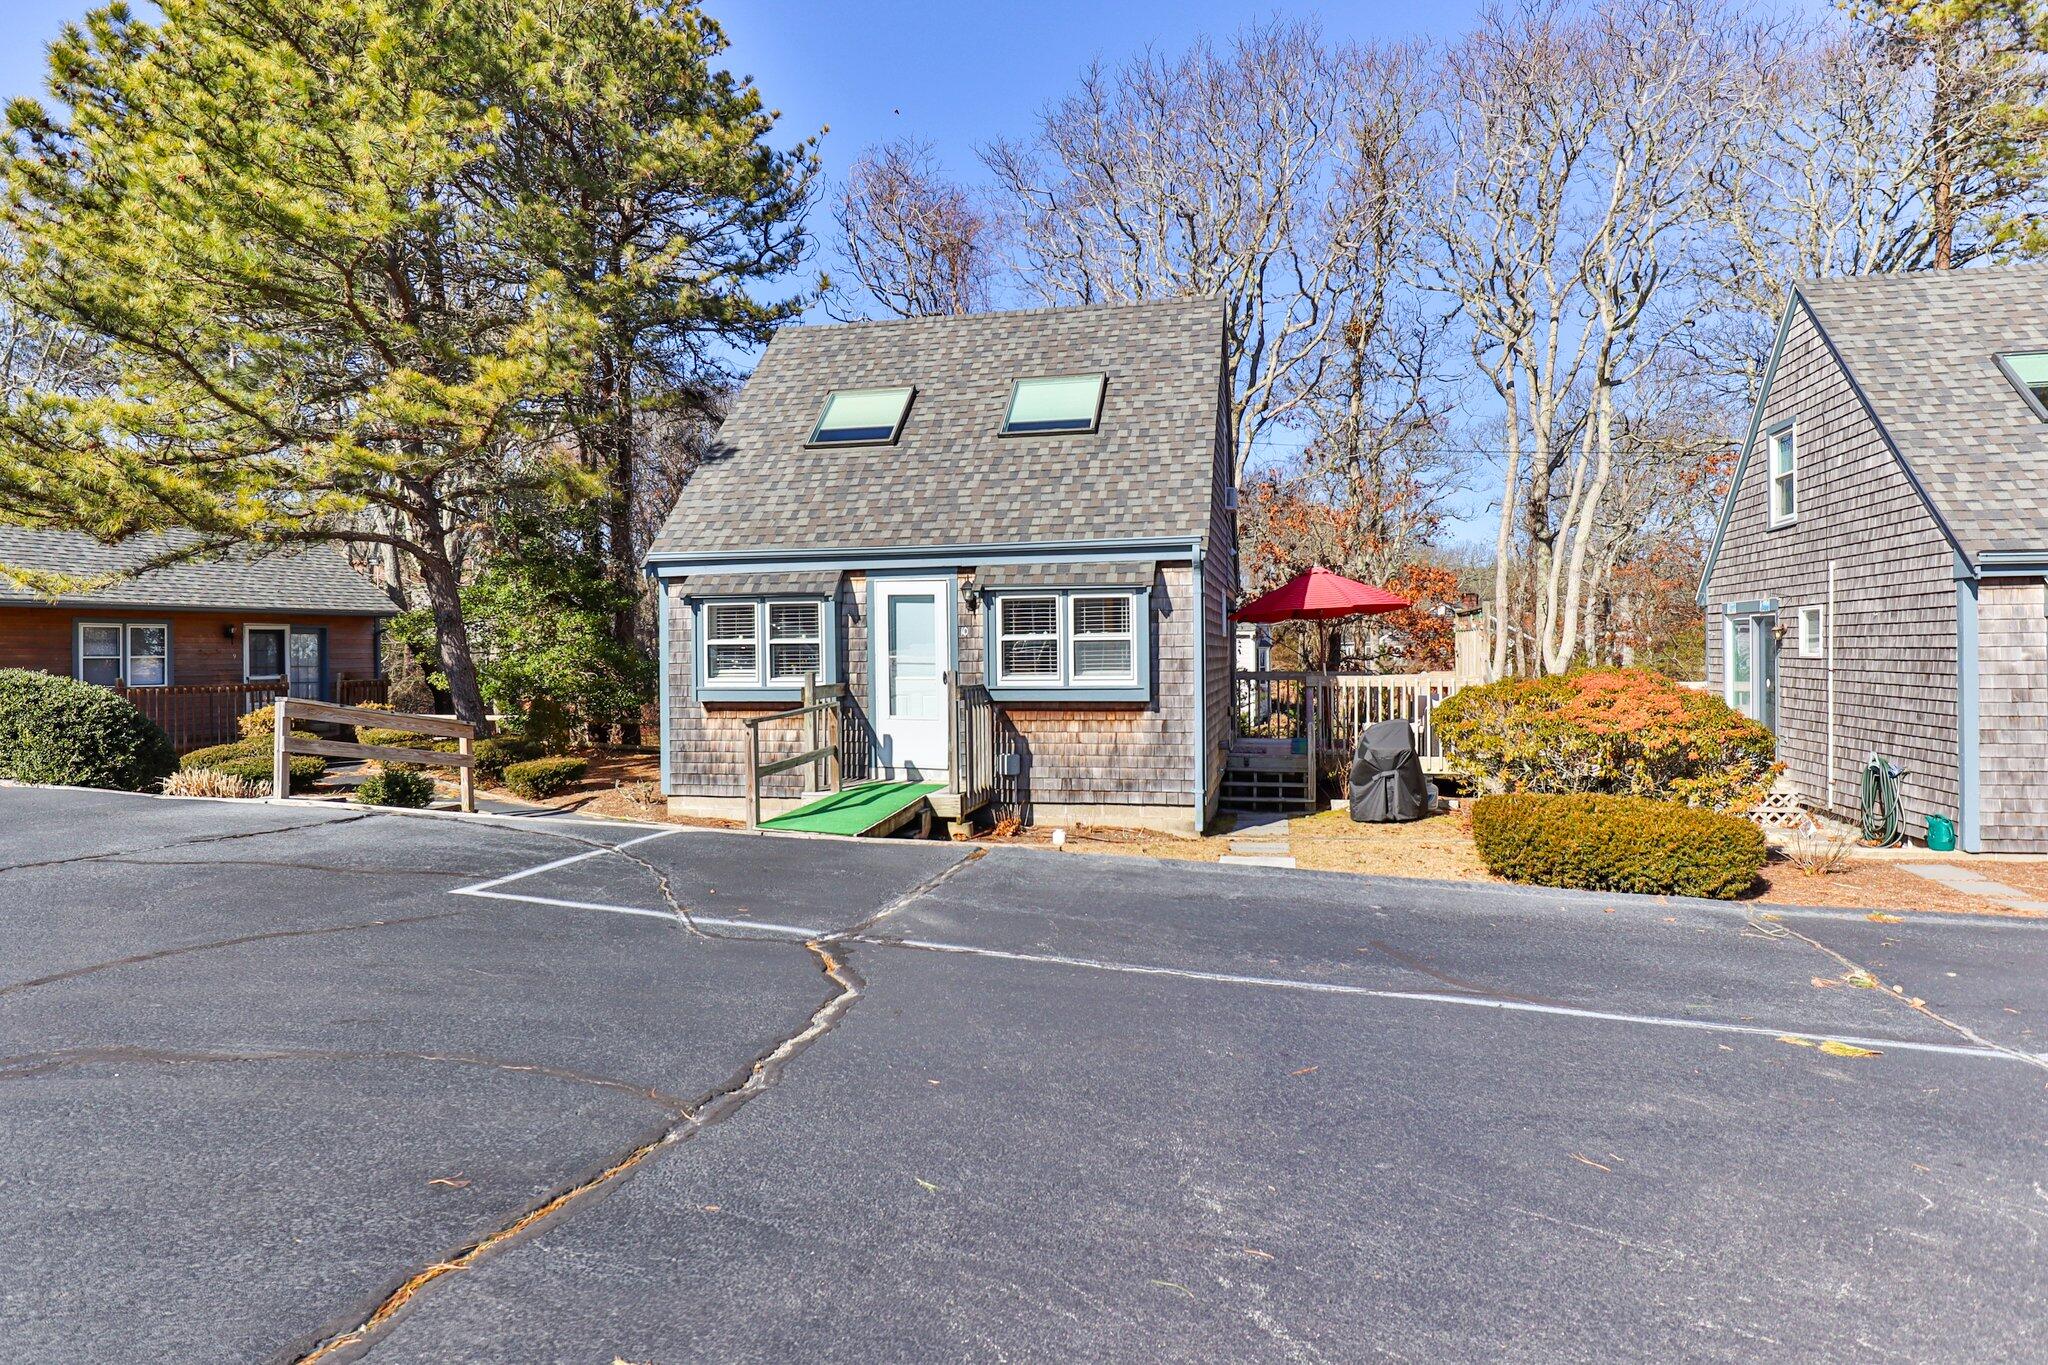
1819, 1040, 1883, 1058
915, 1177, 940, 1194
427, 1177, 470, 1189
1150, 1279, 1196, 1299
1570, 1153, 1612, 1172
927, 1078, 941, 1085
1844, 969, 1881, 989
702, 1204, 720, 1213
1811, 976, 1840, 989
1289, 1066, 1319, 1077
1777, 1035, 1816, 1048
1867, 911, 1906, 924
1240, 1248, 1275, 1261
1758, 912, 1782, 922
1908, 997, 1926, 1008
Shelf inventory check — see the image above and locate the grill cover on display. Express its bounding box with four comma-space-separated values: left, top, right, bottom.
1348, 719, 1432, 823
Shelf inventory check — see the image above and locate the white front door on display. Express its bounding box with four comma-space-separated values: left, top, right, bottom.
872, 577, 950, 781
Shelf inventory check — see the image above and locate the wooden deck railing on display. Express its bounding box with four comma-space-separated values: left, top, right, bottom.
117, 681, 283, 751
741, 675, 844, 828
335, 674, 389, 707
950, 679, 997, 815
1233, 670, 1462, 773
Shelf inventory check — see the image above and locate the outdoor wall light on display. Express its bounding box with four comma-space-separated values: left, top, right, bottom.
961, 575, 982, 611
223, 624, 237, 640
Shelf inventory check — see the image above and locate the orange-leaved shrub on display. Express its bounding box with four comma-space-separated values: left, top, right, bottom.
1433, 667, 1778, 812
1471, 793, 1767, 899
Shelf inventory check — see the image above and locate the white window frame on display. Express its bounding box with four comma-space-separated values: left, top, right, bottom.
990, 589, 1145, 692
765, 599, 826, 687
76, 619, 171, 688
1767, 422, 1798, 527
1796, 605, 1824, 659
994, 594, 1063, 688
243, 623, 290, 682
698, 597, 831, 693
1068, 592, 1139, 685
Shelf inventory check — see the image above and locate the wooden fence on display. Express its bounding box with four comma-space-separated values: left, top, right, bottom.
335, 675, 389, 707
1233, 670, 1462, 774
273, 696, 474, 812
117, 681, 282, 751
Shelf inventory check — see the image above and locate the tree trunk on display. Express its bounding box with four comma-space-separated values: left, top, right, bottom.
413, 538, 489, 731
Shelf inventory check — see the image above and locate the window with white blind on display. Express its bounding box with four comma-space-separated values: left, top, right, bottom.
987, 588, 1148, 698
697, 598, 833, 696
75, 621, 170, 688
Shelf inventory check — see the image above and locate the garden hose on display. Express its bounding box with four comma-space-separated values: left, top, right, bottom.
1859, 753, 1905, 848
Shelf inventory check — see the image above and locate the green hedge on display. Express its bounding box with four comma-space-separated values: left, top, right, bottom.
181, 733, 327, 792
352, 767, 437, 808
503, 755, 587, 800
473, 735, 545, 783
1471, 793, 1767, 900
0, 669, 178, 790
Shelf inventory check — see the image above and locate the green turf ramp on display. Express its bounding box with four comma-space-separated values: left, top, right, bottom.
758, 781, 944, 836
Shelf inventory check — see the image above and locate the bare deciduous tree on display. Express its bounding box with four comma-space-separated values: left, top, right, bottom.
833, 138, 999, 318
983, 18, 1374, 470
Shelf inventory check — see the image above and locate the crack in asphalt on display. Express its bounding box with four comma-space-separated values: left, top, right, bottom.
1749, 913, 2048, 1074
0, 909, 479, 1002
0, 812, 374, 876
0, 1043, 697, 1113
289, 940, 865, 1364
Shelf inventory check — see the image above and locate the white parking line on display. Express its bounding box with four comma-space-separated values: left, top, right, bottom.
886, 937, 2033, 1064
453, 885, 821, 938
449, 827, 684, 895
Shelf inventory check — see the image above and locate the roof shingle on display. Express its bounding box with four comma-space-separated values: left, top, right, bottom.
0, 528, 397, 615
646, 298, 1228, 563
1797, 263, 2048, 558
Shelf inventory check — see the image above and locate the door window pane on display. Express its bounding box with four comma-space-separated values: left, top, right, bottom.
125, 625, 168, 687
1728, 621, 1753, 714
887, 593, 940, 718
287, 630, 321, 698
247, 628, 286, 680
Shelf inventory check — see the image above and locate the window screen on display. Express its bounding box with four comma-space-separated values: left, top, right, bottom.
767, 601, 823, 683
1002, 375, 1105, 434
705, 602, 759, 681
810, 386, 914, 445
997, 596, 1061, 682
125, 625, 168, 686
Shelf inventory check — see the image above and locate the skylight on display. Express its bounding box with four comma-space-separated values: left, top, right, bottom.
1999, 352, 2048, 422
809, 386, 914, 446
1002, 374, 1106, 435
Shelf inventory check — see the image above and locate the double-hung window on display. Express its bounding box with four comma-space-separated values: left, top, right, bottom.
77, 621, 169, 688
989, 589, 1148, 699
1767, 423, 1797, 526
699, 598, 831, 697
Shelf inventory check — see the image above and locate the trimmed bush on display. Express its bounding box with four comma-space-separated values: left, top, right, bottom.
473, 735, 545, 783
0, 669, 178, 791
1434, 667, 1779, 813
180, 733, 327, 792
1471, 793, 1767, 900
352, 767, 437, 808
502, 755, 587, 800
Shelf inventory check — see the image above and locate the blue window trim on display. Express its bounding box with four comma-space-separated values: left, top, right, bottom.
983, 586, 1151, 703
691, 595, 837, 703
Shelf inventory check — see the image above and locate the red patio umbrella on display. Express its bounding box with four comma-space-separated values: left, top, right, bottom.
1234, 567, 1411, 673
1233, 566, 1410, 623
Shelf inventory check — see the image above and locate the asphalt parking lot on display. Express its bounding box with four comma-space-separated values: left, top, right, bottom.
2, 785, 2044, 1363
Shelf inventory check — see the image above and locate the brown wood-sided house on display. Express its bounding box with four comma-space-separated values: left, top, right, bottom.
1699, 263, 2048, 853
0, 528, 395, 703
642, 299, 1237, 833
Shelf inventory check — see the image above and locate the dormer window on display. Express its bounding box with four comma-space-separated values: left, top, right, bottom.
1001, 374, 1105, 435
1997, 352, 2048, 422
809, 386, 913, 446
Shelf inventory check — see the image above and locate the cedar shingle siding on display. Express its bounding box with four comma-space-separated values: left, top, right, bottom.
1704, 262, 2048, 852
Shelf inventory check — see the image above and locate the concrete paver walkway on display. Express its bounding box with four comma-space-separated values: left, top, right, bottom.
1900, 863, 2048, 913
1219, 810, 1296, 868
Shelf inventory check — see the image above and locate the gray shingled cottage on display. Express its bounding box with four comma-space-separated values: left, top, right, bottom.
1699, 263, 2048, 853
642, 298, 1235, 834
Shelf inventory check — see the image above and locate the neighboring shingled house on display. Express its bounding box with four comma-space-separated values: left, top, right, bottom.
1698, 263, 2048, 853
0, 529, 395, 701
643, 298, 1236, 833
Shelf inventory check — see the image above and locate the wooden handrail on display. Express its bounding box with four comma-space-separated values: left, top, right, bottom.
743, 673, 840, 828
273, 695, 475, 811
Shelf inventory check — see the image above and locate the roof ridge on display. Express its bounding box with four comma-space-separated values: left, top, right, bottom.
784, 295, 1224, 338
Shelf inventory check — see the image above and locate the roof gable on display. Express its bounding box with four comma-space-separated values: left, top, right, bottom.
646, 298, 1229, 563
